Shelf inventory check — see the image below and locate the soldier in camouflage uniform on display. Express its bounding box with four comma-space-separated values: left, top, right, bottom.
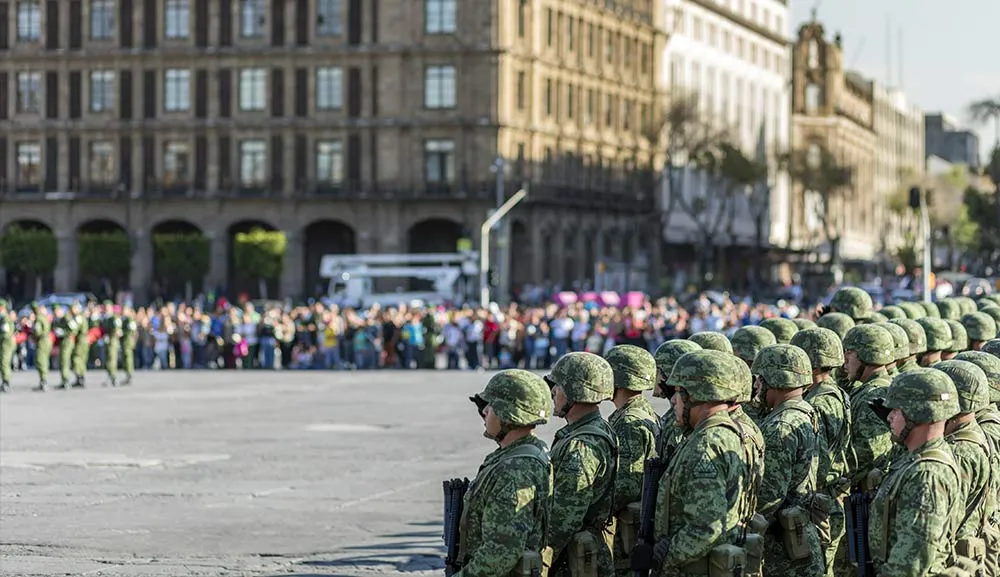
458, 370, 553, 577
982, 338, 1000, 359
943, 320, 969, 360
980, 306, 1000, 333
920, 301, 941, 318
632, 350, 755, 577
543, 352, 618, 577
889, 318, 927, 374
917, 318, 952, 367
868, 368, 963, 577
961, 312, 997, 352
52, 305, 78, 389
841, 325, 896, 488
30, 303, 52, 391
604, 345, 659, 577
725, 356, 766, 508
824, 287, 874, 324
71, 302, 90, 387
121, 306, 138, 385
816, 312, 855, 340
688, 331, 733, 354
879, 305, 907, 321
759, 318, 799, 345
102, 301, 123, 387
876, 322, 911, 378
938, 299, 963, 322
751, 344, 825, 577
732, 326, 777, 367
0, 299, 13, 392
652, 340, 701, 458
935, 360, 996, 576
793, 318, 818, 331
790, 328, 853, 577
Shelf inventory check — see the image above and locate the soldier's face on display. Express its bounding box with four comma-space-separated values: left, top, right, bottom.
552, 386, 568, 412
670, 391, 685, 424
844, 350, 862, 381
482, 406, 502, 438
887, 408, 905, 436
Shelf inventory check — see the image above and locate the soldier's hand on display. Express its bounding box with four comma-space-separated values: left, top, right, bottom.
629, 543, 654, 571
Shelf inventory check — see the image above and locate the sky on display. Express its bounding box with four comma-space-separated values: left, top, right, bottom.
789, 0, 999, 162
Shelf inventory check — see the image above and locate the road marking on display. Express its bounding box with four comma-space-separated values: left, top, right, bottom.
330, 480, 435, 511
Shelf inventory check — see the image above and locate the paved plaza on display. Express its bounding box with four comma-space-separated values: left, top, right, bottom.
0, 370, 672, 576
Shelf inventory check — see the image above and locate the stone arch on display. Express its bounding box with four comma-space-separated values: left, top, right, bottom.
76, 219, 131, 298
150, 220, 206, 301
303, 220, 357, 299
406, 218, 465, 291
1, 219, 56, 301
227, 219, 280, 300
509, 220, 532, 293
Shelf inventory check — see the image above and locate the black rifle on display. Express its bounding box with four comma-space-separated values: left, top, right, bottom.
632, 456, 667, 577
443, 478, 470, 577
846, 488, 875, 577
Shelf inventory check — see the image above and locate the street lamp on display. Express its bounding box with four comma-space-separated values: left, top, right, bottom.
489, 157, 510, 302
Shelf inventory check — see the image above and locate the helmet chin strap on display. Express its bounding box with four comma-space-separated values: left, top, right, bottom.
485, 423, 515, 444
891, 419, 915, 445
555, 400, 574, 419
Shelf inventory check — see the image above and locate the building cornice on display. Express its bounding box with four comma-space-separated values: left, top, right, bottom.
686, 0, 790, 47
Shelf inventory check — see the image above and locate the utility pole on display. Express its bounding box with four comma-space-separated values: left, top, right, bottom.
910, 186, 932, 301
490, 157, 508, 303
480, 187, 527, 308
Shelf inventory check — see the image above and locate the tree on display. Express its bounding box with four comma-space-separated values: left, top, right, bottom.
153, 232, 210, 301
233, 228, 287, 299
968, 96, 1000, 227
77, 231, 132, 296
0, 226, 58, 299
783, 143, 855, 265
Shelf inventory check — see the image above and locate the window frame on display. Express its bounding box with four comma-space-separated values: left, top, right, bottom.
239, 139, 268, 185
315, 67, 344, 110
16, 0, 41, 41
423, 139, 455, 184
316, 0, 343, 36
89, 0, 116, 40
239, 0, 266, 38
16, 71, 42, 114
15, 141, 43, 186
89, 140, 116, 184
163, 141, 192, 185
163, 68, 191, 112
164, 0, 190, 40
424, 65, 456, 110
424, 0, 456, 35
89, 70, 116, 113
315, 140, 344, 184
238, 68, 267, 111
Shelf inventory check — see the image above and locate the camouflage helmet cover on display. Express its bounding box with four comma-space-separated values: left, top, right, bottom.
792, 318, 818, 331
879, 305, 907, 320
982, 339, 1000, 358
961, 312, 998, 342
689, 331, 734, 354
816, 312, 856, 339
979, 306, 1000, 329
653, 340, 702, 378
875, 322, 911, 362
919, 301, 941, 318
978, 299, 998, 311
759, 318, 799, 344
898, 302, 927, 320
936, 299, 962, 321
546, 351, 614, 404
868, 312, 889, 323
883, 368, 960, 424
842, 325, 895, 366
889, 318, 929, 355
916, 318, 952, 352
605, 344, 657, 391
829, 287, 873, 321
790, 327, 845, 370
473, 369, 552, 426
728, 355, 754, 403
730, 326, 777, 362
932, 360, 989, 413
750, 344, 813, 390
945, 320, 968, 353
956, 297, 979, 315
954, 351, 1000, 404
665, 350, 743, 403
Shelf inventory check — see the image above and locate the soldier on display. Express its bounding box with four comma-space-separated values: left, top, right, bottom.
916, 318, 952, 367
794, 318, 818, 331
823, 287, 874, 324
790, 328, 853, 577
982, 338, 1000, 358
919, 301, 941, 318
688, 331, 733, 354
604, 345, 659, 577
30, 303, 52, 391
979, 306, 1000, 335
759, 318, 799, 345
750, 345, 825, 577
102, 301, 123, 387
943, 320, 970, 360
631, 350, 753, 576
457, 370, 553, 577
816, 312, 855, 340
732, 326, 777, 367
121, 305, 138, 385
868, 368, 963, 577
935, 360, 995, 576
875, 322, 911, 378
840, 324, 896, 486
961, 312, 997, 351
938, 299, 963, 322
879, 305, 906, 320
543, 352, 618, 577
652, 340, 702, 457
71, 302, 90, 387
51, 305, 78, 389
888, 318, 927, 374
0, 299, 13, 392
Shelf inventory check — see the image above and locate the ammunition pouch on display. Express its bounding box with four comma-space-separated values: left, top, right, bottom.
616, 503, 641, 555
567, 531, 599, 577
777, 506, 811, 561
517, 550, 543, 577
981, 521, 1000, 577
829, 476, 851, 498
864, 469, 885, 493
679, 545, 746, 577
808, 492, 833, 525
748, 513, 769, 535
743, 534, 764, 577
954, 537, 986, 564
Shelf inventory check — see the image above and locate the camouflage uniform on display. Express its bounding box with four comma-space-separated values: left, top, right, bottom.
543, 352, 618, 577
791, 328, 853, 577
30, 304, 52, 390
0, 300, 13, 391
868, 369, 963, 577
889, 318, 928, 374
982, 338, 1000, 359
652, 340, 701, 457
759, 318, 799, 345
816, 313, 855, 340
751, 345, 825, 577
842, 325, 897, 485
794, 318, 818, 331
458, 370, 553, 577
103, 302, 124, 386
71, 304, 90, 386
876, 322, 911, 379
604, 345, 659, 577
962, 312, 998, 351
688, 332, 733, 354
122, 308, 138, 384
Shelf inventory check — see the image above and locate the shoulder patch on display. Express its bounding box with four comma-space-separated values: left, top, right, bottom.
690, 452, 717, 480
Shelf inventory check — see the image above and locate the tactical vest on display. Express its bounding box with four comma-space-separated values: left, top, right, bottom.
950, 423, 995, 535
808, 382, 854, 492
763, 399, 820, 507
557, 419, 619, 532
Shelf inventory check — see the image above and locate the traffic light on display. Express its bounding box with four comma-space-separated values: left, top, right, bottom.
488, 268, 500, 287
908, 187, 921, 209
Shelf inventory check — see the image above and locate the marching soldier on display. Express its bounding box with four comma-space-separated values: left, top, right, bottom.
102, 301, 123, 387
543, 352, 618, 577
71, 302, 90, 387
841, 325, 896, 484
455, 369, 553, 577
888, 318, 927, 374
121, 305, 138, 385
30, 303, 52, 391
0, 299, 13, 392
731, 326, 777, 368
52, 305, 78, 389
652, 340, 701, 457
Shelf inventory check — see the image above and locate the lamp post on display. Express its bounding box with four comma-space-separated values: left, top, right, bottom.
480, 187, 528, 307
489, 157, 508, 303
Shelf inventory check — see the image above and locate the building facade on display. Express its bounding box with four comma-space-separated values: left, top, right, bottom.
658, 0, 791, 288
925, 113, 981, 171
0, 0, 663, 302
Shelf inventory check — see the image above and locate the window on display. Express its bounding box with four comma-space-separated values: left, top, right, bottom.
316, 67, 343, 109
16, 142, 42, 186
567, 84, 574, 119
424, 140, 455, 184
566, 18, 574, 51
424, 66, 456, 109
165, 0, 190, 39
164, 69, 190, 111
604, 30, 613, 63
622, 100, 631, 130
516, 71, 525, 110
316, 141, 344, 184
163, 141, 191, 185
16, 1, 41, 41
670, 55, 683, 88
604, 93, 612, 127
425, 0, 456, 34
806, 84, 820, 113
546, 9, 553, 46
808, 40, 820, 68
90, 141, 115, 183
545, 79, 553, 116
517, 0, 526, 38
723, 30, 732, 53
16, 72, 41, 114
585, 89, 594, 124
317, 0, 343, 36
239, 140, 267, 184
90, 0, 115, 40
90, 70, 115, 112
239, 68, 266, 110
240, 0, 265, 38
806, 143, 821, 169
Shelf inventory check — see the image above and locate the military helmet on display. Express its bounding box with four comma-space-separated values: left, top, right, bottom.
792, 318, 817, 331
945, 320, 969, 353
876, 322, 912, 362
933, 360, 989, 414
961, 312, 998, 342
879, 305, 907, 320
730, 326, 777, 362
816, 312, 856, 339
889, 318, 929, 355
898, 302, 927, 320
956, 297, 979, 315
604, 344, 657, 392
689, 331, 734, 354
978, 299, 998, 311
869, 312, 889, 323
759, 318, 799, 344
653, 340, 702, 378
829, 287, 873, 321
728, 355, 754, 403
790, 327, 845, 370
751, 344, 813, 390
843, 325, 895, 366
546, 352, 614, 404
883, 368, 960, 424
919, 301, 941, 318
981, 339, 1000, 358
954, 351, 1000, 404
980, 306, 1000, 329
916, 318, 952, 353
936, 299, 962, 321
472, 369, 551, 426
665, 350, 743, 403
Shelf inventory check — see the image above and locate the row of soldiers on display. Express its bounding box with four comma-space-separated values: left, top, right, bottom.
0, 299, 139, 392
444, 287, 1000, 577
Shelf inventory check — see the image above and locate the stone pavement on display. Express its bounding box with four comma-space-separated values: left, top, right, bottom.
0, 369, 673, 576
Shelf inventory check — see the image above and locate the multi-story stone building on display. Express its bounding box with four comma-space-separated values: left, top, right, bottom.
925, 112, 982, 171
0, 0, 663, 302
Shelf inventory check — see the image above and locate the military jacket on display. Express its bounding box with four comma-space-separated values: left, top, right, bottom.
74, 315, 89, 344
869, 437, 961, 577
0, 314, 14, 345
32, 315, 52, 347
608, 395, 659, 508
805, 376, 853, 492
456, 435, 552, 577
656, 406, 686, 458
895, 358, 921, 374
104, 315, 124, 340
946, 420, 994, 539
845, 369, 893, 487
731, 404, 765, 505
52, 316, 77, 342
123, 317, 139, 345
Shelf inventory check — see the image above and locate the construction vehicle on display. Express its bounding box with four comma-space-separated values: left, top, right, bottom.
319, 253, 479, 308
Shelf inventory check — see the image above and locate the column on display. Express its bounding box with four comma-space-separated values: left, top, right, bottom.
280, 230, 304, 299
530, 221, 544, 285
206, 230, 227, 293
129, 229, 152, 304
54, 232, 77, 292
